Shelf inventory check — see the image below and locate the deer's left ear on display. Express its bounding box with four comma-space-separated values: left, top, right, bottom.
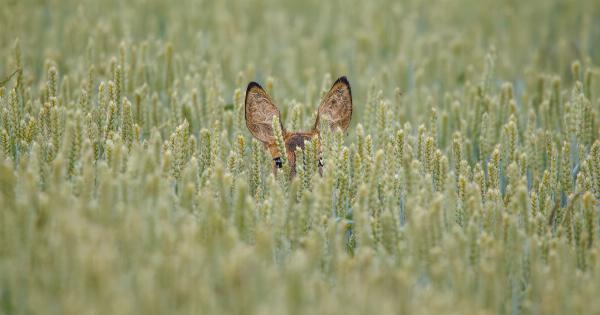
245, 81, 284, 146
313, 76, 353, 133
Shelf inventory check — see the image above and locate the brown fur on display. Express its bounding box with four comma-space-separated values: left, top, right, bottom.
314, 77, 353, 133
244, 82, 283, 145
283, 132, 317, 177
245, 76, 352, 177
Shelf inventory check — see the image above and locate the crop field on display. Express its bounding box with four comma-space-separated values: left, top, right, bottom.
1, 0, 600, 314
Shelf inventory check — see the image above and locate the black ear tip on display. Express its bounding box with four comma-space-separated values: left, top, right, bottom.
245, 82, 263, 109
334, 76, 350, 86
333, 76, 351, 99
246, 81, 264, 93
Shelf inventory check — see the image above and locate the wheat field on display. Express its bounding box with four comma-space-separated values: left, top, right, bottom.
1, 0, 600, 314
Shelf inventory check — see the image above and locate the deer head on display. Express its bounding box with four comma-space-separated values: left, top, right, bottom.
245, 76, 353, 177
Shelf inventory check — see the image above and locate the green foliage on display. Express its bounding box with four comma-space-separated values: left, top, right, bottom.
1, 0, 600, 314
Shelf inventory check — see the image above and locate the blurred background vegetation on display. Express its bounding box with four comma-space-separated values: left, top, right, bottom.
3, 0, 599, 106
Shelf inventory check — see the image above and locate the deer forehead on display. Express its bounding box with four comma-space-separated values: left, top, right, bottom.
284, 132, 318, 153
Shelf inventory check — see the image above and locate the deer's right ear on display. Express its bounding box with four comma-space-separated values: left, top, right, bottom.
245, 82, 283, 146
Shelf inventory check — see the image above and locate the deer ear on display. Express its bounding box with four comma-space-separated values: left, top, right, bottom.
245, 82, 284, 145
313, 76, 353, 133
